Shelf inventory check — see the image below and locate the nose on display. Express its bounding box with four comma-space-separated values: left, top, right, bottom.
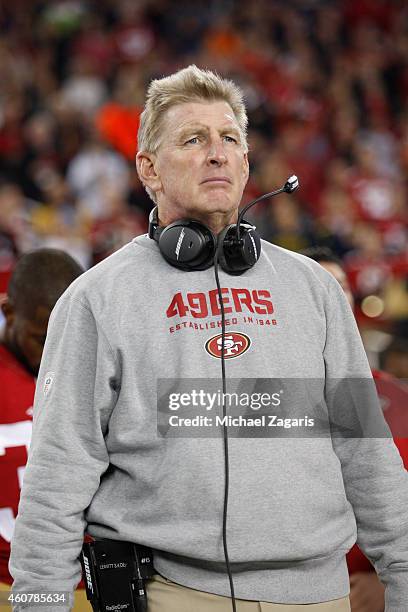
207, 138, 227, 166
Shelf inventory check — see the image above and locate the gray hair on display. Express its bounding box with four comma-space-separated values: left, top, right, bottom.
138, 65, 248, 154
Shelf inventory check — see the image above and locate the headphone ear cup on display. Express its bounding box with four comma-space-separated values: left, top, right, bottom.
158, 221, 216, 271
217, 224, 235, 273
218, 223, 261, 275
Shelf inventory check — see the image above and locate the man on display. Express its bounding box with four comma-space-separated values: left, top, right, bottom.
0, 249, 86, 609
10, 66, 408, 611
302, 246, 408, 612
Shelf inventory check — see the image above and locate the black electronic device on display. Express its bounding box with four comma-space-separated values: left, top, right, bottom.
80, 539, 155, 612
148, 175, 299, 275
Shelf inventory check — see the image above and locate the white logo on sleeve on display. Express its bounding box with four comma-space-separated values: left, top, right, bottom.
43, 371, 55, 397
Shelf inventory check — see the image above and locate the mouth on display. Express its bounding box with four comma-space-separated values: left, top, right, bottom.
201, 176, 232, 185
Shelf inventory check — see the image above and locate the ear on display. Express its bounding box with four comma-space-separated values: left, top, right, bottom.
243, 152, 250, 185
136, 151, 162, 195
1, 298, 15, 326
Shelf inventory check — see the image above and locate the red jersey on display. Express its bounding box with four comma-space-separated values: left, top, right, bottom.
0, 344, 86, 589
346, 371, 408, 574
0, 343, 35, 584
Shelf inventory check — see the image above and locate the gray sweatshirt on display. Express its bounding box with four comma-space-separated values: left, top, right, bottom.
9, 235, 408, 610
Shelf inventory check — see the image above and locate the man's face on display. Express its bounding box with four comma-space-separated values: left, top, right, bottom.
137, 101, 249, 223
2, 301, 50, 376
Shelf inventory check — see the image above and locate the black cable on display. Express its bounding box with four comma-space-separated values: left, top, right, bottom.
214, 238, 237, 612
210, 175, 298, 612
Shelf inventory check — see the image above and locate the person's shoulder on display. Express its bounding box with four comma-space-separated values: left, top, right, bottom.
75, 241, 134, 281
0, 342, 33, 381
55, 235, 159, 308
52, 242, 133, 306
260, 239, 320, 269
0, 342, 17, 370
260, 240, 335, 288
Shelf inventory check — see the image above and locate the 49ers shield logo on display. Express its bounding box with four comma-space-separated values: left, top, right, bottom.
205, 332, 251, 359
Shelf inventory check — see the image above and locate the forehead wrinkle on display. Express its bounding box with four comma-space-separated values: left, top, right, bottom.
177, 124, 209, 137
175, 122, 242, 140
220, 126, 241, 136
158, 104, 244, 150
172, 108, 239, 132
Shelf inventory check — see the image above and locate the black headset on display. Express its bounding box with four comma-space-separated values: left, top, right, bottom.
148, 176, 299, 276
148, 206, 261, 275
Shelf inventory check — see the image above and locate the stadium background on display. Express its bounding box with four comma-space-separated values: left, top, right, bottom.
0, 0, 407, 375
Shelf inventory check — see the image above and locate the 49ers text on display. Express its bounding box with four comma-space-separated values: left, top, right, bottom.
166, 288, 274, 319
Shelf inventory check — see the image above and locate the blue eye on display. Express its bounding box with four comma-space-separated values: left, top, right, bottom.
186, 136, 199, 144
224, 135, 237, 143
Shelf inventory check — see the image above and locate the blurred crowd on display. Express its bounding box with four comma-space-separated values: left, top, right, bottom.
0, 0, 407, 374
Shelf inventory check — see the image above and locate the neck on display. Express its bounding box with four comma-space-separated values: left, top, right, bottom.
158, 207, 238, 235
2, 336, 38, 377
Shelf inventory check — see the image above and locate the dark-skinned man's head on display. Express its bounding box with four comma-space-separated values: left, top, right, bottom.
1, 248, 83, 376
